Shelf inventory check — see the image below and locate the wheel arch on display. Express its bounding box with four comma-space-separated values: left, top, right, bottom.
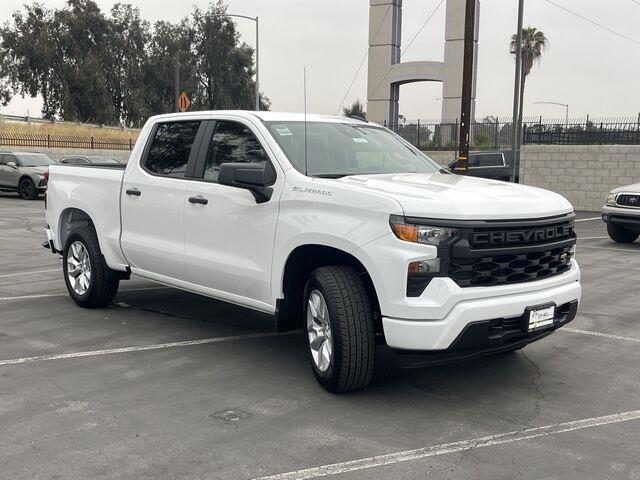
58, 207, 98, 251
277, 244, 381, 332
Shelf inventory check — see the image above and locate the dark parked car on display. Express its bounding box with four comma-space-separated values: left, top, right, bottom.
449, 151, 513, 182
59, 155, 120, 165
0, 152, 57, 199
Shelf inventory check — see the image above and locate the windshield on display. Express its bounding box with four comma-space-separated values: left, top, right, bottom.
16, 154, 56, 167
265, 121, 440, 177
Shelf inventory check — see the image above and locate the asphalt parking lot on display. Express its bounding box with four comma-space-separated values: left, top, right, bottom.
1, 193, 639, 480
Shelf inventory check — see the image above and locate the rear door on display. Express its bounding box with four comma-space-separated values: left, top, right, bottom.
182, 118, 282, 310
120, 119, 206, 280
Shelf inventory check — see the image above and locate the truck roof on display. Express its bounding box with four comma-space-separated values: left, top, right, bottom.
147, 110, 376, 126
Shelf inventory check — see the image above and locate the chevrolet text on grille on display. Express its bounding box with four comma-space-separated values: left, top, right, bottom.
473, 224, 574, 246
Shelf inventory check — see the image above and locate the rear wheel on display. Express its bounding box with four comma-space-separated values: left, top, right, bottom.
303, 266, 375, 393
63, 226, 119, 308
607, 223, 639, 243
18, 178, 37, 200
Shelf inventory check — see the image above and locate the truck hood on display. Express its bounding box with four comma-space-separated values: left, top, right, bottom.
340, 173, 573, 220
611, 182, 640, 194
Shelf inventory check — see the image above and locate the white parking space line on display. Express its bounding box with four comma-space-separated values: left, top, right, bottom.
577, 236, 609, 240
0, 286, 169, 302
575, 217, 601, 222
0, 268, 60, 279
0, 331, 295, 367
253, 410, 640, 480
577, 245, 640, 253
563, 327, 640, 344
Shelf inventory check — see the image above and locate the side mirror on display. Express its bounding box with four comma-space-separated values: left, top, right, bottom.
218, 162, 276, 203
6, 162, 16, 168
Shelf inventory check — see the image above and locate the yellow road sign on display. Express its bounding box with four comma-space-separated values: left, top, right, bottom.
179, 91, 191, 112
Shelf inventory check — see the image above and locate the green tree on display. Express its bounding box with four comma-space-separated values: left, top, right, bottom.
107, 3, 151, 126
0, 0, 269, 124
510, 27, 548, 144
342, 99, 366, 118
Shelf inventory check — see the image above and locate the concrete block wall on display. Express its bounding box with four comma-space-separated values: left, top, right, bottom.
0, 146, 131, 163
519, 145, 640, 212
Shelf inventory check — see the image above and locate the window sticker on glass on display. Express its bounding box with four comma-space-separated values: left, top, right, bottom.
274, 125, 293, 136
353, 137, 368, 143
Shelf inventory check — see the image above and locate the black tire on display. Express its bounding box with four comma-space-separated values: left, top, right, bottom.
607, 223, 639, 243
62, 226, 119, 308
303, 266, 375, 393
18, 177, 37, 200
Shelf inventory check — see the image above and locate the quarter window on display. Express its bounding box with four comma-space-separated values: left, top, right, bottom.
203, 121, 270, 182
144, 121, 201, 178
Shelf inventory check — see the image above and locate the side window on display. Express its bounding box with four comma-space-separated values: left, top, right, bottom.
475, 154, 504, 167
144, 121, 201, 178
0, 154, 7, 166
203, 121, 270, 182
467, 155, 480, 168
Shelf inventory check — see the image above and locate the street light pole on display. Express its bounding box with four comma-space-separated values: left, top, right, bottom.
534, 101, 569, 127
212, 13, 260, 111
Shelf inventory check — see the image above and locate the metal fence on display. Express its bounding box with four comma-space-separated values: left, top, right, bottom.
389, 115, 640, 151
0, 132, 135, 151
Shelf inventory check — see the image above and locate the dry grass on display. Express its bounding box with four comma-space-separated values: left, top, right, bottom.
0, 119, 139, 141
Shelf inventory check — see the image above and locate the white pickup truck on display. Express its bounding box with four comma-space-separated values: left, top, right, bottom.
44, 111, 581, 392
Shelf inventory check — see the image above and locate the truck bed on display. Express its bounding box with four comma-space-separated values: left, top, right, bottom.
46, 164, 128, 270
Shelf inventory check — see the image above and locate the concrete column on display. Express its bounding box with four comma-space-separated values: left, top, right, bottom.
441, 0, 479, 121
366, 0, 479, 126
367, 0, 402, 125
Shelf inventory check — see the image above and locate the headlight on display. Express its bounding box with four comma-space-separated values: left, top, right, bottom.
605, 193, 617, 206
389, 215, 456, 246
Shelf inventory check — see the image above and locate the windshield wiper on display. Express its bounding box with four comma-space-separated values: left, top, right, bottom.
311, 173, 351, 179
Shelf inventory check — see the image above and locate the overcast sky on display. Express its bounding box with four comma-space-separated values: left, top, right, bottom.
2, 0, 639, 121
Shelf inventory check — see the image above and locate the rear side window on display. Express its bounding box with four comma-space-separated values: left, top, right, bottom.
144, 121, 201, 178
203, 121, 270, 182
471, 153, 504, 167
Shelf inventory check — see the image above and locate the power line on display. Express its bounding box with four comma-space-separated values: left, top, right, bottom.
544, 0, 640, 46
335, 4, 392, 115
401, 0, 446, 56
631, 0, 640, 7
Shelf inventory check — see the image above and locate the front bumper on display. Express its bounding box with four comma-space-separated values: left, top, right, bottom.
393, 300, 577, 367
382, 276, 580, 350
602, 205, 640, 231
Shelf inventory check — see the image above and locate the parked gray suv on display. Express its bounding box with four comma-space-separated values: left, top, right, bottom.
0, 152, 57, 199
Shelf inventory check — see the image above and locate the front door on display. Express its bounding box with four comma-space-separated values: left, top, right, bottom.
120, 120, 205, 280
183, 119, 282, 311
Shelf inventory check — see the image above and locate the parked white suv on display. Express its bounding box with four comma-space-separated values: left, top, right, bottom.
44, 111, 581, 392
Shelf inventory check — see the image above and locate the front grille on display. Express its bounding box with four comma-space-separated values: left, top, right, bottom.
447, 216, 576, 288
449, 245, 573, 287
616, 194, 640, 208
404, 214, 577, 295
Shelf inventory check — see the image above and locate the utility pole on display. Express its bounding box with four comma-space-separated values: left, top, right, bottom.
510, 0, 524, 182
455, 0, 477, 174
174, 51, 180, 112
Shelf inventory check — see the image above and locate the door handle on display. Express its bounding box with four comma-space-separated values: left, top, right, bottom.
188, 195, 208, 205
125, 188, 141, 196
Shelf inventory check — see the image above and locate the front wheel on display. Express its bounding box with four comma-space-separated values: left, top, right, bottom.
63, 226, 119, 308
607, 223, 639, 243
304, 266, 376, 393
18, 178, 37, 200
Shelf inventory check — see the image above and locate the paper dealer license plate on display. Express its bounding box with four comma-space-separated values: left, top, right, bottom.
528, 305, 555, 332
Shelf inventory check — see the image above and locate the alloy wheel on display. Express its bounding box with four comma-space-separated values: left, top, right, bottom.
306, 289, 333, 372
67, 241, 92, 295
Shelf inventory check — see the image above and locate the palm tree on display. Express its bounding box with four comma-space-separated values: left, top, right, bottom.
510, 27, 548, 144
